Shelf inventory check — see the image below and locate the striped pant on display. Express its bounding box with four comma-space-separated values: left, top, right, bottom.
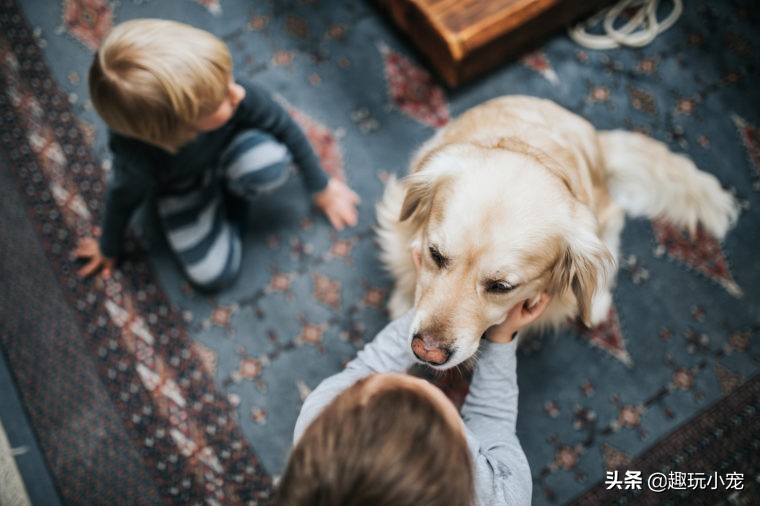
157, 130, 291, 291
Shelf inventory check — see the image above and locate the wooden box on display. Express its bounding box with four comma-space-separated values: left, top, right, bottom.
374, 0, 617, 87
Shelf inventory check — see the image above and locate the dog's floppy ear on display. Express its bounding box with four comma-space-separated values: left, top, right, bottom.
400, 171, 455, 223
550, 216, 615, 327
400, 143, 464, 222
399, 172, 434, 222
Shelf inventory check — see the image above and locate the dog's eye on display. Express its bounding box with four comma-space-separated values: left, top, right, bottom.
486, 280, 514, 293
428, 246, 448, 269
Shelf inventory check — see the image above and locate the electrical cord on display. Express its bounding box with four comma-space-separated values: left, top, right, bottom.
568, 0, 683, 49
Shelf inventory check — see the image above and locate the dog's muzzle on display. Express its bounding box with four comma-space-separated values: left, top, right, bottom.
411, 332, 451, 366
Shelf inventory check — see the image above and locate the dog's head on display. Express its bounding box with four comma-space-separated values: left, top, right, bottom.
400, 141, 614, 369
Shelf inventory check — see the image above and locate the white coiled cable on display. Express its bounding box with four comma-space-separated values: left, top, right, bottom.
568, 0, 684, 49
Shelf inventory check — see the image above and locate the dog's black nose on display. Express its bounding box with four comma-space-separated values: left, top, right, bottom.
411, 333, 451, 365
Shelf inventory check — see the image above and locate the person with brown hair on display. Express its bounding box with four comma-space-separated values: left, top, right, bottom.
276, 294, 550, 505
75, 19, 360, 290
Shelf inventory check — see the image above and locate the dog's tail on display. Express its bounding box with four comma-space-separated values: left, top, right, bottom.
375, 175, 417, 318
598, 130, 739, 240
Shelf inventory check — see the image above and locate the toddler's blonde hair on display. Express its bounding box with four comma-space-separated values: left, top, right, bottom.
276, 375, 475, 506
89, 19, 232, 152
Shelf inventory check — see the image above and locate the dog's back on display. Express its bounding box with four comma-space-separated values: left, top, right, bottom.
416, 96, 607, 203
376, 96, 739, 345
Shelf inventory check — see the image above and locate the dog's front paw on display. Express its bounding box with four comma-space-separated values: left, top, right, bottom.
589, 290, 613, 326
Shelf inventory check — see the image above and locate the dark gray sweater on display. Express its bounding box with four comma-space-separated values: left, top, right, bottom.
98, 81, 328, 258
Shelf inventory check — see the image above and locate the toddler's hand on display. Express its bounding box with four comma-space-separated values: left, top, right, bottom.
313, 178, 361, 230
74, 236, 116, 279
484, 293, 551, 344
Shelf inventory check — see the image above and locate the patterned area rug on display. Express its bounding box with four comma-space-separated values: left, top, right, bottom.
1, 0, 758, 504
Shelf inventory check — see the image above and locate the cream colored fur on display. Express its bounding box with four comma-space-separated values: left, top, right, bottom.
376, 95, 738, 370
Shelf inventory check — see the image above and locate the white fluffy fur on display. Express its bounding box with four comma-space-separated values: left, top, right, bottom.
376, 96, 738, 370
600, 130, 738, 238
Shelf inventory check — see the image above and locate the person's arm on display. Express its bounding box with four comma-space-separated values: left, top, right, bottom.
76, 136, 155, 278
462, 340, 532, 506
236, 81, 328, 193
236, 82, 360, 229
98, 141, 155, 258
461, 294, 550, 506
97, 173, 148, 259
75, 236, 116, 278
293, 311, 415, 442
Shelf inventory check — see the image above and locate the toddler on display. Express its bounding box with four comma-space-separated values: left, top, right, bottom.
276, 295, 550, 505
76, 19, 359, 290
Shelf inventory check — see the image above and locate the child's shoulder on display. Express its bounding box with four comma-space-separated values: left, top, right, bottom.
109, 131, 150, 150
229, 80, 285, 125
237, 79, 277, 108
108, 131, 165, 166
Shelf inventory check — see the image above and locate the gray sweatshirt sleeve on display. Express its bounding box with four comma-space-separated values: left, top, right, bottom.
292, 311, 415, 443
461, 339, 533, 506
292, 318, 532, 506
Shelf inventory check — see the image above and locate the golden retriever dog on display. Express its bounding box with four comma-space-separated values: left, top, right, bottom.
376, 95, 738, 369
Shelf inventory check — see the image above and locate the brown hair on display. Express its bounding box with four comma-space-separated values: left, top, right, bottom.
88, 19, 232, 153
275, 375, 474, 506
